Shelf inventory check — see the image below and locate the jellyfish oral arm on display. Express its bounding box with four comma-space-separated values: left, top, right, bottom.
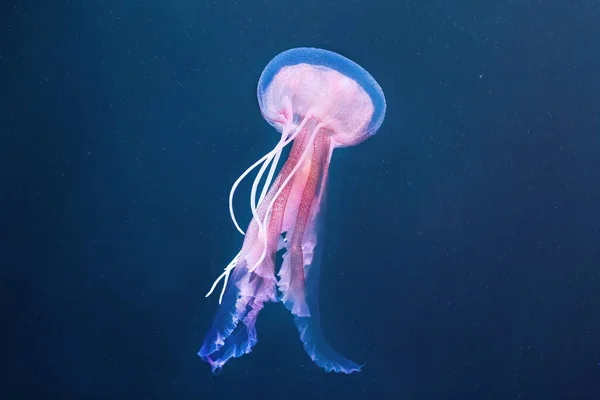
202, 120, 362, 374
277, 128, 328, 317
250, 119, 323, 273
198, 122, 313, 372
276, 130, 362, 373
208, 115, 311, 303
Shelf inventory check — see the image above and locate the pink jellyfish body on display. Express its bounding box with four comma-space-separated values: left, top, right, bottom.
199, 47, 386, 374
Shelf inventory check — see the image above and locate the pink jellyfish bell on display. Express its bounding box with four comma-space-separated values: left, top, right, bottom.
199, 47, 386, 374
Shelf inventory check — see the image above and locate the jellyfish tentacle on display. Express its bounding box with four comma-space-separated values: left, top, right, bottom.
252, 117, 308, 257
249, 146, 278, 245
250, 118, 307, 258
208, 119, 312, 302
199, 258, 276, 374
278, 128, 327, 317
230, 135, 283, 236
256, 99, 295, 206
257, 139, 283, 206
228, 152, 272, 235
205, 251, 240, 304
256, 113, 311, 207
228, 114, 309, 236
258, 121, 298, 204
250, 120, 324, 273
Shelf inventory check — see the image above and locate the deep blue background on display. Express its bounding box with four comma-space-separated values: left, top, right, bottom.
2, 0, 600, 399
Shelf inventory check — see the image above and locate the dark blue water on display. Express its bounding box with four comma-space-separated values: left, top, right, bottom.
2, 0, 599, 399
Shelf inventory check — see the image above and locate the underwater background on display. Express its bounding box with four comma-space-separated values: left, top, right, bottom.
2, 0, 600, 399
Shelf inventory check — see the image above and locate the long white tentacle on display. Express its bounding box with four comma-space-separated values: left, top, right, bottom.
205, 252, 240, 304
228, 118, 303, 235
229, 153, 273, 235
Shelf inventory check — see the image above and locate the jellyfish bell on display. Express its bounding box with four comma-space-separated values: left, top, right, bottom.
258, 47, 386, 148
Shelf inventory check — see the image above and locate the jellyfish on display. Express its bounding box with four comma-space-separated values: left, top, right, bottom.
198, 47, 386, 374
